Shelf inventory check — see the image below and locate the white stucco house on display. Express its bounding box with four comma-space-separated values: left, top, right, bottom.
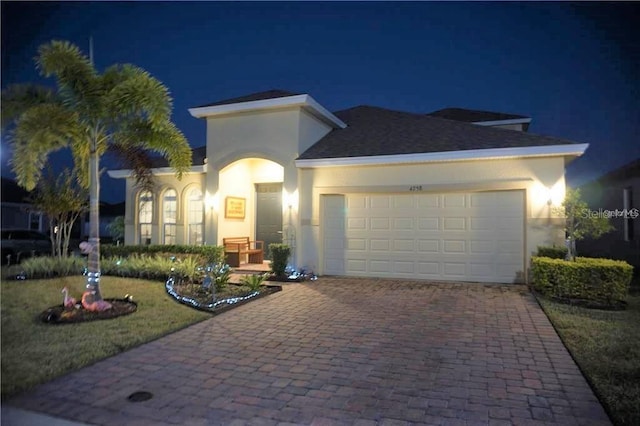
108, 90, 588, 283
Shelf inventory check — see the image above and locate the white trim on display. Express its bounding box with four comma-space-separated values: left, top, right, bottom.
295, 143, 589, 168
188, 94, 347, 129
473, 118, 532, 126
107, 165, 207, 179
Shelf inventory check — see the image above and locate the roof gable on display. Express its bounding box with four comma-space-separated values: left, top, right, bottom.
194, 90, 300, 109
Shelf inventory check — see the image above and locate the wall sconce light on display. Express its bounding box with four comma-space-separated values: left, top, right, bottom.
283, 189, 299, 210
204, 192, 219, 212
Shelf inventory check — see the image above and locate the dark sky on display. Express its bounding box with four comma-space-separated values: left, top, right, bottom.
2, 1, 639, 203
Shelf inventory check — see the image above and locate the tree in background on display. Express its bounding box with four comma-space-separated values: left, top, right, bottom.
107, 216, 125, 245
29, 168, 88, 258
2, 40, 191, 308
558, 188, 614, 260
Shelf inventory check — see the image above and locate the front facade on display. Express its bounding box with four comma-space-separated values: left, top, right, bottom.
109, 90, 588, 283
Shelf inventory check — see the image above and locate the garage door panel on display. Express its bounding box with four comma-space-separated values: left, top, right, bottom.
443, 217, 466, 231
370, 239, 389, 251
444, 194, 466, 208
418, 218, 440, 230
418, 239, 440, 253
393, 217, 414, 230
323, 191, 524, 283
443, 240, 466, 253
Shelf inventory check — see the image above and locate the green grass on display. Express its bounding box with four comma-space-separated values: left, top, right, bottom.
538, 294, 640, 425
1, 276, 210, 399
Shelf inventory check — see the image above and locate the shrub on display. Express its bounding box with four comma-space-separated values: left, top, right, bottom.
269, 244, 290, 277
531, 256, 633, 303
537, 245, 568, 259
100, 244, 224, 264
240, 273, 267, 291
7, 256, 86, 279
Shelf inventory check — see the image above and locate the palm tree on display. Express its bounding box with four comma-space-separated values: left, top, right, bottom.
2, 40, 192, 308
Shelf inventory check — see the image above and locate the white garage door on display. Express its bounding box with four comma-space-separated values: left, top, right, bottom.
323, 191, 524, 283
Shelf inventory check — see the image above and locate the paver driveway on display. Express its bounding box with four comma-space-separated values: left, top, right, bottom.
7, 278, 610, 425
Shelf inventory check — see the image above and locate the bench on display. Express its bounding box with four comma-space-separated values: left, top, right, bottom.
223, 237, 264, 267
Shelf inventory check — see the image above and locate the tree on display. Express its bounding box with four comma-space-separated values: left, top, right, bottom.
29, 168, 88, 258
107, 216, 125, 245
557, 188, 614, 260
2, 40, 191, 308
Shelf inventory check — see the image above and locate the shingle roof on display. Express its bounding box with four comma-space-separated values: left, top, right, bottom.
194, 90, 300, 108
588, 158, 640, 184
427, 107, 529, 122
149, 145, 207, 168
298, 106, 577, 160
1, 177, 30, 203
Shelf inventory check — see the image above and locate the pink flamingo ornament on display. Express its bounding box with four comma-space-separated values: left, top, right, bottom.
61, 287, 76, 310
81, 291, 112, 312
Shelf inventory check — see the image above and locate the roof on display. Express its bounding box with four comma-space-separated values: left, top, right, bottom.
427, 107, 529, 123
585, 158, 640, 184
149, 145, 207, 168
1, 177, 31, 203
194, 90, 300, 108
298, 105, 578, 160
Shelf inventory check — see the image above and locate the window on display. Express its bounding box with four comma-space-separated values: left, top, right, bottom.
623, 187, 634, 241
163, 189, 177, 245
29, 212, 42, 231
138, 190, 153, 245
187, 188, 203, 245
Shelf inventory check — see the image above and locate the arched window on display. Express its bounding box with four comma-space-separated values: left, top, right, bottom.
187, 188, 203, 245
138, 190, 153, 245
163, 189, 177, 245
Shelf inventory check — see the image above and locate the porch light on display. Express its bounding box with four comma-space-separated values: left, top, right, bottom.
535, 182, 564, 207
204, 192, 219, 212
283, 189, 299, 210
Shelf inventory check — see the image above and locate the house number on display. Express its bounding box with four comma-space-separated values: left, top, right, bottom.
409, 185, 423, 191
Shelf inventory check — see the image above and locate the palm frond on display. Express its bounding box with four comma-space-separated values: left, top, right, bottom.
108, 143, 156, 192
8, 104, 83, 191
1, 84, 57, 129
113, 119, 192, 179
104, 65, 172, 125
35, 40, 100, 114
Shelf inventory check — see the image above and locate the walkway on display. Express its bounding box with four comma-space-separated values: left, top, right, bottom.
5, 278, 611, 425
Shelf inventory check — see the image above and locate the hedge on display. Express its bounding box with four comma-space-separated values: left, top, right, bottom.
100, 244, 225, 265
536, 245, 568, 259
531, 256, 633, 303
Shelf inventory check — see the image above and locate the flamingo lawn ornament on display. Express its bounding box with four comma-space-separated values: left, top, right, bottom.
82, 290, 112, 312
61, 287, 76, 310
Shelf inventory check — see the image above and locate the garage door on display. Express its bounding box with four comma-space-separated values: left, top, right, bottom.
323, 191, 524, 283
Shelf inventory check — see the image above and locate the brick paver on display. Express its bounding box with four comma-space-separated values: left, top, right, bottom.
6, 278, 611, 425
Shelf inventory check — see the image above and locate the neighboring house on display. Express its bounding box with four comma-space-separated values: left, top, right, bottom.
80, 202, 126, 244
108, 90, 588, 284
1, 177, 46, 232
578, 159, 640, 270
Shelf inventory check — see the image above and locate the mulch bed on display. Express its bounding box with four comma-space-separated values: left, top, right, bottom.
40, 299, 138, 324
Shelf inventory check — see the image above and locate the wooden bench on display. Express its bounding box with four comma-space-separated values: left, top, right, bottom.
223, 237, 264, 267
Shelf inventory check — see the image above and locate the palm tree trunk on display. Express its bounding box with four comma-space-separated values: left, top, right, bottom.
87, 146, 102, 300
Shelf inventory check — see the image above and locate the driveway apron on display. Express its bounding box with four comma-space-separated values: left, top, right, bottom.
6, 278, 611, 425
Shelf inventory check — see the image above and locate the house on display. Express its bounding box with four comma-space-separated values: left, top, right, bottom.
1, 177, 46, 232
108, 90, 588, 283
578, 158, 639, 270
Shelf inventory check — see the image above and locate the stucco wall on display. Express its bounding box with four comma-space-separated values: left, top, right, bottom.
123, 172, 205, 245
297, 156, 567, 280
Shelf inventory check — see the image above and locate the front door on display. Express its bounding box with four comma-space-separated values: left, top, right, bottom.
256, 183, 283, 259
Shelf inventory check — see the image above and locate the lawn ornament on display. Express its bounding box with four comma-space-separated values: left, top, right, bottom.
81, 290, 112, 312
61, 287, 76, 310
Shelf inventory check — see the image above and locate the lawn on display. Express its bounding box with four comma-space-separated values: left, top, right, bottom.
538, 294, 640, 426
1, 275, 211, 399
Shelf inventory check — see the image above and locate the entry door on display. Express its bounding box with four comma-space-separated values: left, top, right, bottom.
256, 183, 283, 259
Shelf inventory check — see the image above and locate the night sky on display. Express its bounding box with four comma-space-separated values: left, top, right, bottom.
2, 1, 638, 203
